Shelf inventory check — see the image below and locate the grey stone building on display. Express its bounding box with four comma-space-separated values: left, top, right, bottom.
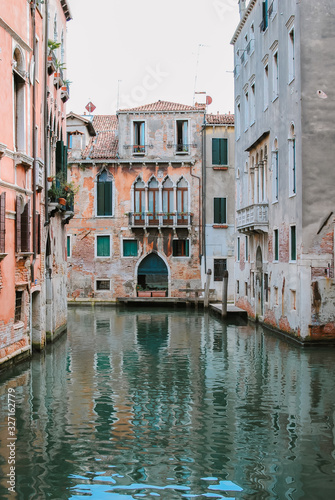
201, 113, 235, 301
231, 0, 335, 341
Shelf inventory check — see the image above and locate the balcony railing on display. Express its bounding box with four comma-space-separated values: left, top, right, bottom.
236, 203, 269, 234
129, 212, 192, 228
133, 144, 147, 155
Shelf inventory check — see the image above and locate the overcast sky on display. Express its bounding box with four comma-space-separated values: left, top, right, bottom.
66, 0, 240, 116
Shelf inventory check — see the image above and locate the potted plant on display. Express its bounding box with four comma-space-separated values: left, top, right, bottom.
137, 286, 151, 297
152, 290, 166, 298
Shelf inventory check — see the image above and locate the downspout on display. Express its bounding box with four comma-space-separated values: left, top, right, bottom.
31, 0, 37, 283
190, 162, 202, 262
44, 0, 49, 227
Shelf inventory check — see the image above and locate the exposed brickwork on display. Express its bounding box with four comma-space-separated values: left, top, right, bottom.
236, 297, 255, 319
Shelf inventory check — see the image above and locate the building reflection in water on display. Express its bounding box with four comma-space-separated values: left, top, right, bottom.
0, 306, 334, 499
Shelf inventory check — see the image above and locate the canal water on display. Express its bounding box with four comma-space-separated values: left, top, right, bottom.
0, 307, 335, 500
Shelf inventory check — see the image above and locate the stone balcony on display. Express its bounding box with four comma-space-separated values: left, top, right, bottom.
129, 212, 192, 229
236, 203, 269, 234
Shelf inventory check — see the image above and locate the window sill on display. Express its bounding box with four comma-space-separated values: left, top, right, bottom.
264, 105, 269, 112
288, 77, 295, 86
0, 253, 8, 260
213, 225, 228, 229
289, 193, 296, 199
272, 95, 279, 103
172, 256, 190, 259
14, 321, 24, 331
212, 166, 228, 171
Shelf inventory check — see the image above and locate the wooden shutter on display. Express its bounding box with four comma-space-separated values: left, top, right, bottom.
56, 140, 64, 180
185, 239, 189, 257
214, 198, 226, 224
0, 192, 6, 253
104, 181, 113, 216
97, 180, 105, 216
97, 236, 110, 257
16, 196, 21, 252
212, 138, 220, 165
21, 200, 31, 252
220, 138, 228, 165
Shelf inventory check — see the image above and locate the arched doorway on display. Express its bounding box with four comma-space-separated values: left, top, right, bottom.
256, 246, 263, 319
137, 253, 168, 292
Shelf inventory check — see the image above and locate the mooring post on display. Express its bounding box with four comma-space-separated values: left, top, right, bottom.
204, 269, 212, 308
221, 270, 229, 318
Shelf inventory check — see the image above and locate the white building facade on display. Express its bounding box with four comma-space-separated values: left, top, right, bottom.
231, 0, 335, 342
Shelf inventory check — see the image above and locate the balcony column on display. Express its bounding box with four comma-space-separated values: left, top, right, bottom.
254, 165, 259, 204
249, 167, 254, 205
263, 159, 267, 202
173, 186, 177, 224
259, 162, 263, 202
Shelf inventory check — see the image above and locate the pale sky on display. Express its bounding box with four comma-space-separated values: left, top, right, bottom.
66, 0, 240, 116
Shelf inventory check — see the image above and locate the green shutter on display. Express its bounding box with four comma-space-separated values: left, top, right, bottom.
212, 138, 220, 165
220, 138, 228, 165
214, 198, 226, 224
124, 240, 137, 257
185, 239, 189, 257
291, 226, 296, 261
104, 181, 113, 216
97, 180, 105, 216
67, 235, 70, 257
97, 236, 110, 257
56, 141, 64, 180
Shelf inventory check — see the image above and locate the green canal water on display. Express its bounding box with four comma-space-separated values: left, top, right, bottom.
0, 307, 335, 499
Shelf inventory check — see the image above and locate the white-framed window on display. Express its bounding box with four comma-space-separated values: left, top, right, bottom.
244, 89, 249, 132
133, 121, 146, 154
176, 119, 189, 153
273, 228, 279, 262
250, 80, 255, 126
236, 98, 241, 139
96, 235, 111, 258
272, 50, 279, 101
272, 139, 279, 202
237, 236, 240, 262
264, 62, 269, 110
288, 26, 295, 83
290, 225, 297, 262
288, 124, 296, 196
67, 235, 71, 258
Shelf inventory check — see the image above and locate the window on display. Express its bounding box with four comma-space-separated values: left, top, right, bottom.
250, 82, 255, 125
56, 140, 68, 183
236, 280, 240, 294
272, 51, 279, 100
237, 237, 240, 261
272, 143, 279, 201
288, 27, 295, 83
134, 178, 145, 224
274, 229, 279, 261
289, 125, 296, 196
264, 273, 269, 302
133, 121, 145, 153
176, 120, 188, 153
212, 138, 228, 166
15, 290, 24, 323
236, 100, 241, 139
162, 177, 174, 217
16, 197, 30, 253
96, 235, 110, 257
260, 0, 268, 31
96, 280, 110, 291
97, 170, 113, 216
123, 239, 138, 257
177, 178, 188, 224
173, 239, 189, 257
214, 258, 227, 281
264, 63, 269, 110
67, 235, 71, 258
244, 91, 249, 131
13, 48, 26, 152
290, 225, 296, 261
245, 282, 248, 296
213, 198, 227, 224
0, 192, 6, 253
148, 178, 159, 222
245, 236, 249, 261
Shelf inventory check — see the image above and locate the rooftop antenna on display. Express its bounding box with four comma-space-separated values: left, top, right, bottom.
117, 80, 122, 111
193, 44, 209, 105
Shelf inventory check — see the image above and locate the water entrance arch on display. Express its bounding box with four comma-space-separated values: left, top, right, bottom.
137, 253, 169, 291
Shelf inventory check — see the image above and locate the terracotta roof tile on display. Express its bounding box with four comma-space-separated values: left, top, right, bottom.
206, 113, 235, 125
82, 115, 118, 159
119, 100, 206, 113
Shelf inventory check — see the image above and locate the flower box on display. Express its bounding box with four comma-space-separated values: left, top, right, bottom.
137, 291, 151, 297
151, 290, 166, 297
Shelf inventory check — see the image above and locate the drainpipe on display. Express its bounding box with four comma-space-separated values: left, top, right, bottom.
44, 0, 49, 227
31, 0, 37, 283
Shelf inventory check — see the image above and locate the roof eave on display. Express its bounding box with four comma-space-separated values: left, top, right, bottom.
60, 0, 72, 21
230, 0, 257, 45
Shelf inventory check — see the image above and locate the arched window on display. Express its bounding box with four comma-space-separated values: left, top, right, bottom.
97, 170, 113, 216
53, 15, 58, 42
134, 178, 145, 225
162, 177, 174, 223
177, 178, 188, 225
148, 177, 159, 224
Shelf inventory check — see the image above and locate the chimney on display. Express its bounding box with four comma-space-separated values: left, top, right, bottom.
238, 0, 247, 20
